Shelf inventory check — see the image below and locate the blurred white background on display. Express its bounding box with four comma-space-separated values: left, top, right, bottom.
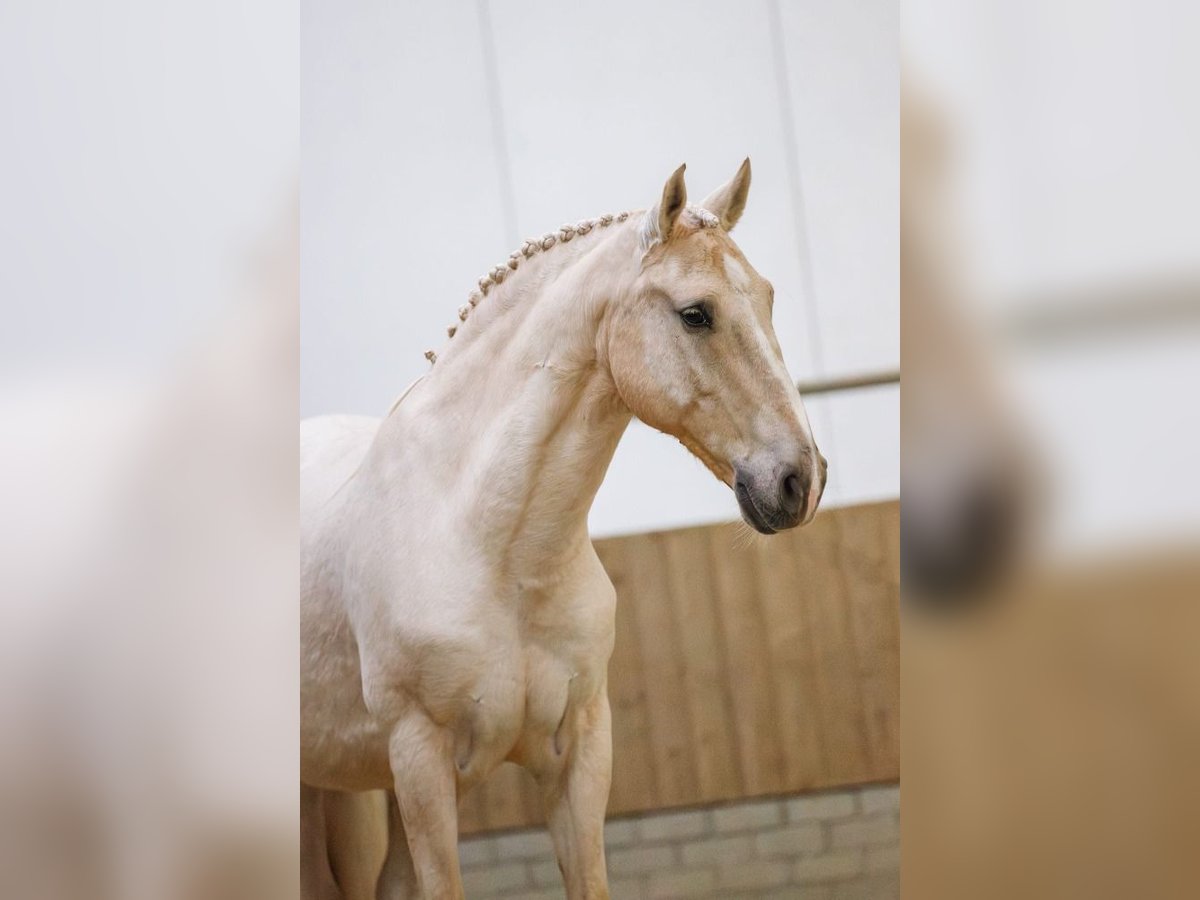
0, 0, 297, 375
905, 0, 1200, 555
301, 0, 899, 536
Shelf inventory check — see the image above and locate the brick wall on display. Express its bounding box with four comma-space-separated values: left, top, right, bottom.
457, 783, 899, 899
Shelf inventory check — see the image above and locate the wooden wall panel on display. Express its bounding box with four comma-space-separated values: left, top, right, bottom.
459, 500, 900, 835
709, 527, 787, 796
754, 526, 826, 790
626, 533, 701, 806
597, 537, 660, 813
660, 528, 742, 799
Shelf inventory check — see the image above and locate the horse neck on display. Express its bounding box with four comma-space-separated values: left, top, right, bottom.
372, 225, 638, 574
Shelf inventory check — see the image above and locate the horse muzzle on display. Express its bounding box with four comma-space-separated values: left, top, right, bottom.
734, 452, 827, 534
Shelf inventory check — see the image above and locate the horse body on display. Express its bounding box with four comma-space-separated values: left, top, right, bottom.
301, 161, 826, 899
300, 400, 620, 793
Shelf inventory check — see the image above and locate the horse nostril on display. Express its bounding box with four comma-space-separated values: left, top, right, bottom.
781, 468, 805, 517
784, 472, 801, 500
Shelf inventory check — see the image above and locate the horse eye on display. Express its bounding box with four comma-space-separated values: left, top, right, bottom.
679, 306, 711, 328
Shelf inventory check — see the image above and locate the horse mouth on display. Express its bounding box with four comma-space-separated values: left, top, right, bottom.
735, 481, 777, 535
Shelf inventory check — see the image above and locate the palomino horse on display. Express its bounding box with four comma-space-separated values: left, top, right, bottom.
300, 161, 827, 899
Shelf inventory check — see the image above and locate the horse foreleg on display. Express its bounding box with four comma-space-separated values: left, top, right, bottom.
390, 715, 464, 899
324, 789, 388, 900
376, 791, 419, 900
537, 689, 613, 900
300, 783, 342, 900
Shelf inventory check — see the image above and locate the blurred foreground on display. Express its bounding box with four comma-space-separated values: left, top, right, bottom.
906, 559, 1200, 899
904, 1, 1200, 897
0, 1, 298, 898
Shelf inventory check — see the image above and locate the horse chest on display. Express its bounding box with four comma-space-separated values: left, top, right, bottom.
443, 590, 614, 780
345, 535, 617, 786
454, 632, 593, 752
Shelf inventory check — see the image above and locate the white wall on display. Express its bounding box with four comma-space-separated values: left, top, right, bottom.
1, 0, 297, 374
301, 0, 898, 536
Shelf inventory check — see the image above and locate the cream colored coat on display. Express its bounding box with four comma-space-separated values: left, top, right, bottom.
300, 162, 825, 899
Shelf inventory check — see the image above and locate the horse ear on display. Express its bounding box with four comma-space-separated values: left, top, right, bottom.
644, 163, 688, 248
701, 158, 752, 231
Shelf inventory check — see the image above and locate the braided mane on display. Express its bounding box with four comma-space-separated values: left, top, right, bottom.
423, 205, 723, 366
423, 211, 634, 366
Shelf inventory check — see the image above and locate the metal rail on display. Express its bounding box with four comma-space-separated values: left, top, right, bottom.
789, 281, 1200, 397
1003, 278, 1200, 344
796, 369, 899, 396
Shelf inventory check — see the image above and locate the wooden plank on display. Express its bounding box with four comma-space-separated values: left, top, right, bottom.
881, 500, 902, 620
595, 537, 660, 815
474, 766, 516, 833
839, 502, 901, 774
707, 524, 787, 796
860, 649, 900, 777
792, 510, 872, 784
872, 502, 903, 776
519, 764, 544, 825
622, 532, 701, 807
479, 763, 539, 832
840, 502, 897, 657
660, 526, 743, 799
458, 780, 489, 834
754, 524, 826, 790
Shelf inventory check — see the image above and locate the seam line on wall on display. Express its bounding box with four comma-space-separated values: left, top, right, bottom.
766, 0, 826, 379
476, 0, 520, 247
766, 0, 838, 497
